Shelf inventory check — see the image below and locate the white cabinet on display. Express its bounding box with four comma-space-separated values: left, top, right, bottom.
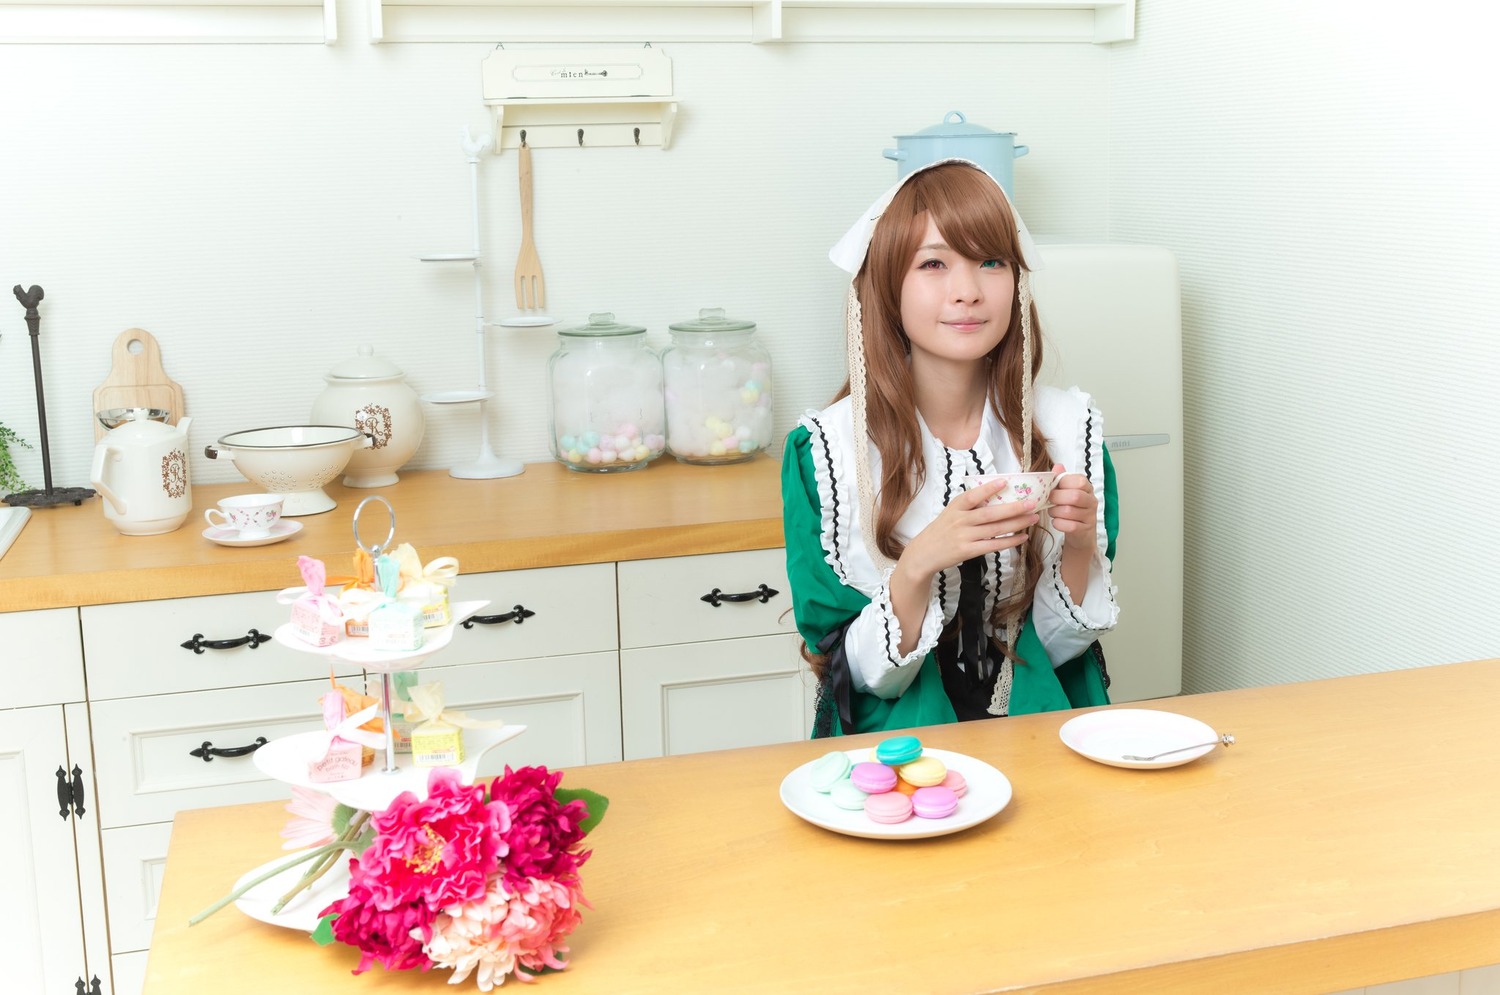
619, 549, 815, 759
1, 697, 109, 993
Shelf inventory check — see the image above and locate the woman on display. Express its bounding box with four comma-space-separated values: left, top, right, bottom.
782, 159, 1120, 737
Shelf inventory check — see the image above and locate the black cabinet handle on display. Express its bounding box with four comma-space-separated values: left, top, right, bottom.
55, 764, 85, 819
189, 737, 267, 762
180, 629, 272, 654
69, 765, 86, 817
462, 605, 535, 629
56, 765, 70, 820
700, 584, 780, 607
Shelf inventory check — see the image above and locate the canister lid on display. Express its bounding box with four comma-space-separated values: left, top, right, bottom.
557, 312, 648, 337
668, 307, 756, 333
895, 110, 1016, 139
327, 344, 405, 379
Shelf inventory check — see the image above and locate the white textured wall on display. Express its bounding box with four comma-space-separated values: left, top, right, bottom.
0, 38, 1107, 493
1108, 0, 1500, 690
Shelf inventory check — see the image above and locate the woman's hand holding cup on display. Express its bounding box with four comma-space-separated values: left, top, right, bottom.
1045, 463, 1098, 551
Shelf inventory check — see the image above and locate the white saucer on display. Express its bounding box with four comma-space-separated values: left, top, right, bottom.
1058, 708, 1222, 769
495, 315, 556, 327
203, 519, 302, 547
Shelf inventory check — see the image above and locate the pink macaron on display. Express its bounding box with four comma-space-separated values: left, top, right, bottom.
941, 769, 968, 798
864, 791, 914, 825
850, 761, 898, 794
911, 785, 959, 820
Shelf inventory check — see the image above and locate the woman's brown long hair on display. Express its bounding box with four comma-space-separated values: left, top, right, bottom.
829, 162, 1051, 657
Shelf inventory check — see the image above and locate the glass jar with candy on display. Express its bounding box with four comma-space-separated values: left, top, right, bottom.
661, 307, 773, 465
547, 312, 666, 473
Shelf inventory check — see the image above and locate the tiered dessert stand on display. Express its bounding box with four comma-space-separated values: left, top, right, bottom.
234, 497, 525, 928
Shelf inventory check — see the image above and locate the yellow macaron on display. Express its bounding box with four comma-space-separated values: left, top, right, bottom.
897, 755, 947, 787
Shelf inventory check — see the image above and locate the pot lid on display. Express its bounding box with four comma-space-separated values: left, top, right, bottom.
327, 345, 405, 380
558, 312, 647, 337
668, 307, 756, 333
896, 110, 1016, 139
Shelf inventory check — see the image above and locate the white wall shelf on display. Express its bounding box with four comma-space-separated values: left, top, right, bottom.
371, 0, 1136, 45
0, 0, 336, 44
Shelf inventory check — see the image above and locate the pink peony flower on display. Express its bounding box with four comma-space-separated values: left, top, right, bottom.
488, 766, 591, 889
280, 786, 338, 851
320, 866, 435, 975
354, 767, 511, 911
422, 874, 589, 990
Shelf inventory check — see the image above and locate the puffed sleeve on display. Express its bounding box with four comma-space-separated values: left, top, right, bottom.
782, 426, 939, 700
1030, 442, 1121, 666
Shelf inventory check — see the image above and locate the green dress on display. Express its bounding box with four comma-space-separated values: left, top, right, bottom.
782, 424, 1119, 737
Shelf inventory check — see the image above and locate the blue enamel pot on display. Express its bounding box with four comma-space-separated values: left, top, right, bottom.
883, 110, 1029, 201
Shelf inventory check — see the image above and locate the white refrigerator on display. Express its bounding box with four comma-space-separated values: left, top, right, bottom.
1033, 244, 1184, 703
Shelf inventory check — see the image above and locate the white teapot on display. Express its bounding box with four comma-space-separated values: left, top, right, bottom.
90, 409, 193, 535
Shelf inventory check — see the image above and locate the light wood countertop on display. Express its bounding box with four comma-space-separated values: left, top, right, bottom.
146, 659, 1500, 995
0, 458, 783, 612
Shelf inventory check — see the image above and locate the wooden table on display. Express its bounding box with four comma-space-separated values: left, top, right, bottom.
146, 660, 1500, 994
0, 458, 783, 611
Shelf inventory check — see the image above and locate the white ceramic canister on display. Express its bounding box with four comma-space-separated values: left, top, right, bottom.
89, 410, 194, 535
310, 346, 425, 488
662, 308, 773, 465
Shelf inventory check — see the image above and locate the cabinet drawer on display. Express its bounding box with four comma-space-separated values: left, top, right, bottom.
435, 563, 617, 666
618, 549, 791, 649
82, 592, 361, 700
620, 632, 811, 759
100, 821, 171, 955
3, 607, 85, 707
409, 650, 622, 770
89, 681, 330, 828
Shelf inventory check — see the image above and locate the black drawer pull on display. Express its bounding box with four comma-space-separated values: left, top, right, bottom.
180, 629, 272, 654
462, 604, 535, 629
190, 736, 267, 762
700, 584, 780, 607
69, 765, 86, 817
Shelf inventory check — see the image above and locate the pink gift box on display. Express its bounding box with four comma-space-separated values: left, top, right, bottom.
292, 596, 343, 647
307, 739, 362, 783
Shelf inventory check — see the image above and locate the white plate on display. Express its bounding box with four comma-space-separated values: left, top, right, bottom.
234, 847, 352, 933
271, 600, 489, 671
203, 519, 302, 547
779, 748, 1012, 840
422, 389, 493, 404
1058, 708, 1220, 769
495, 315, 556, 327
253, 723, 528, 812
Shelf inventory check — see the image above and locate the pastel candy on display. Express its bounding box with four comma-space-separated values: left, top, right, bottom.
864, 791, 914, 825
898, 755, 947, 787
941, 769, 968, 798
829, 779, 869, 811
809, 751, 852, 793
850, 761, 897, 794
874, 735, 923, 766
912, 785, 959, 820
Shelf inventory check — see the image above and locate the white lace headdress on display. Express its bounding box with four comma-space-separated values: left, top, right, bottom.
829, 158, 1042, 715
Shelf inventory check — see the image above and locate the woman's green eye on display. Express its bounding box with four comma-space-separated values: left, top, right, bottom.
980, 259, 1004, 269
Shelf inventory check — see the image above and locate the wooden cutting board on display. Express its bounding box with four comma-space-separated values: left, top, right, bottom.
92, 328, 187, 440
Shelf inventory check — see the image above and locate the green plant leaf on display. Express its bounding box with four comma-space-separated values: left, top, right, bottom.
331, 803, 360, 837
555, 787, 609, 834
311, 913, 339, 945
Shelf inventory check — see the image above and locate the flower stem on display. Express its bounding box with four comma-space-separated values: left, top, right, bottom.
271, 811, 369, 914
188, 838, 357, 927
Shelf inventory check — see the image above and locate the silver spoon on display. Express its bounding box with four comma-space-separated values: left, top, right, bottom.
1122, 732, 1235, 762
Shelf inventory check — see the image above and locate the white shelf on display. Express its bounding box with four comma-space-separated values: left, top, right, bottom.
0, 0, 336, 44
371, 0, 1135, 45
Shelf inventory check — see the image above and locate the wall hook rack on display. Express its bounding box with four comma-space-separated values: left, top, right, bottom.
481, 47, 678, 151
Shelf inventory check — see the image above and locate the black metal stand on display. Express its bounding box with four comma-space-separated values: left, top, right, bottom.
3, 284, 95, 508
